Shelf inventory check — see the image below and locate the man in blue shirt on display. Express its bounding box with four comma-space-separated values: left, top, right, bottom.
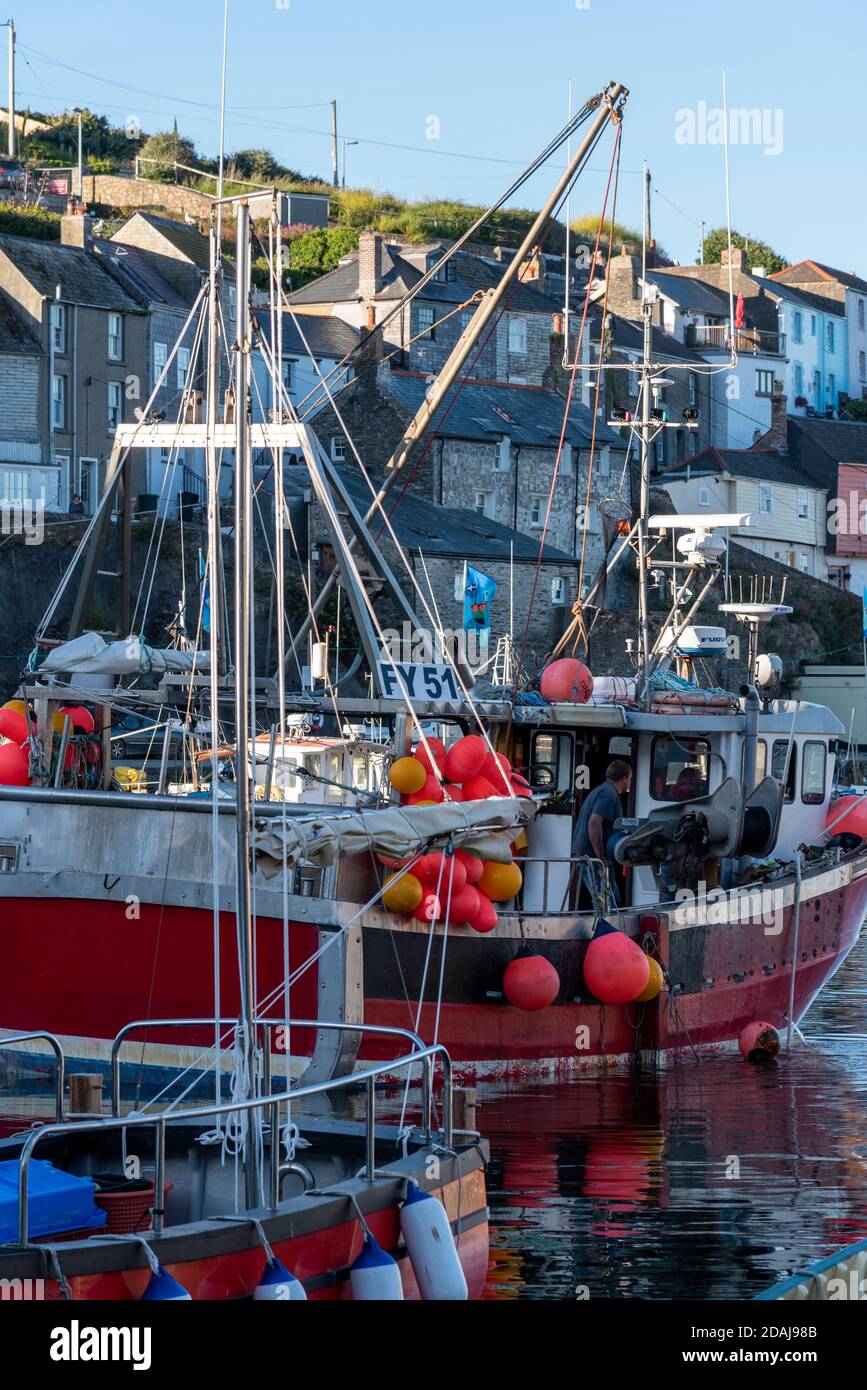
573, 759, 632, 908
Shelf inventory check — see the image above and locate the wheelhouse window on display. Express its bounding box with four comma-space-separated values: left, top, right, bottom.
801, 741, 826, 805
771, 739, 797, 803
529, 731, 573, 794
650, 736, 710, 802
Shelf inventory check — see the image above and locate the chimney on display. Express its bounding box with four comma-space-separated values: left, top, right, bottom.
358, 231, 384, 302
721, 246, 747, 273
762, 379, 788, 449
366, 305, 376, 331
60, 202, 93, 250
520, 245, 545, 287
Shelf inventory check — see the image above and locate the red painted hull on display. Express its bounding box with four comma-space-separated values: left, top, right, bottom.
2, 856, 866, 1082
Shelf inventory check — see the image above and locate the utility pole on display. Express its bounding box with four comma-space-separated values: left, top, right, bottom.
330, 99, 338, 187
644, 163, 653, 263
699, 218, 706, 265
6, 18, 14, 159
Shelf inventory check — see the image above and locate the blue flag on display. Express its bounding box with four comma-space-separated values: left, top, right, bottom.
199, 550, 211, 634
464, 564, 497, 633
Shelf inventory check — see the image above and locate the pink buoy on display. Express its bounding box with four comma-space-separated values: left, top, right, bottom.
443, 735, 487, 784
582, 921, 650, 1004
461, 774, 499, 802
738, 1021, 780, 1063
539, 658, 593, 705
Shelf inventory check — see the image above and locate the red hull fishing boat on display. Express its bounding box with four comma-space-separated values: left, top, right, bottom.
1, 77, 866, 1101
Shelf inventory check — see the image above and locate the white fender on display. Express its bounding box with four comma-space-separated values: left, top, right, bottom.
400, 1181, 468, 1300
349, 1233, 404, 1300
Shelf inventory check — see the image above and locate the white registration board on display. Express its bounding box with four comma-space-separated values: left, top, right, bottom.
377, 661, 461, 704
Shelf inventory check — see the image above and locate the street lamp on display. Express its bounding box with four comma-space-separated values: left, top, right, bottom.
72, 106, 83, 195
342, 139, 358, 188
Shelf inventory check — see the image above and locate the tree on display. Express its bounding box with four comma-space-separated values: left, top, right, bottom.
288, 227, 358, 287
228, 148, 282, 182
138, 130, 198, 182
840, 398, 867, 422
570, 214, 667, 261
701, 228, 788, 274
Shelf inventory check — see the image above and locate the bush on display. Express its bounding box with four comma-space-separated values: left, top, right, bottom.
0, 204, 61, 240
288, 226, 358, 286
138, 130, 198, 183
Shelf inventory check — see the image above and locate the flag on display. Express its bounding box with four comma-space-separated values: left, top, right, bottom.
463, 564, 497, 633
735, 293, 745, 330
199, 550, 211, 634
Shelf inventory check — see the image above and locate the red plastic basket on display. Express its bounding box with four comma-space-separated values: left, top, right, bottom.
93, 1180, 172, 1234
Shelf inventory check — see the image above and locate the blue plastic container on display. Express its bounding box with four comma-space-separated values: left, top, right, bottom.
0, 1159, 107, 1242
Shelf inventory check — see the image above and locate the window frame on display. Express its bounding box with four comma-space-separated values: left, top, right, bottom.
417, 304, 436, 341
800, 740, 826, 806
508, 315, 528, 355
107, 312, 123, 363
771, 739, 797, 803
107, 380, 122, 433
176, 345, 191, 391
759, 482, 773, 515
153, 340, 168, 383
51, 373, 67, 429
649, 735, 711, 803
50, 302, 67, 354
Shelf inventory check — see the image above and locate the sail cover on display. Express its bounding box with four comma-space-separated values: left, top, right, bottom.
40, 632, 210, 676
253, 795, 535, 877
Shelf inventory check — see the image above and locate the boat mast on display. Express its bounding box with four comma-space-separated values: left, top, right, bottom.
233, 198, 263, 1208
636, 160, 654, 702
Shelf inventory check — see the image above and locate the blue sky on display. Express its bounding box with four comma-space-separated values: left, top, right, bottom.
14, 0, 864, 269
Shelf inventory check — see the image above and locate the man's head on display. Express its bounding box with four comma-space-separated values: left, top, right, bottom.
72, 493, 81, 502
606, 759, 632, 794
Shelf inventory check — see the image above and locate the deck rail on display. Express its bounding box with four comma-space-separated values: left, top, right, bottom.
13, 1040, 452, 1246
0, 1032, 65, 1123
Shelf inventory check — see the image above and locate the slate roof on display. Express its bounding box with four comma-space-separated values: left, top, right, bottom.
253, 309, 360, 359
288, 242, 561, 314
770, 261, 867, 296
646, 271, 730, 316
382, 370, 623, 449
281, 462, 576, 564
750, 275, 845, 317
0, 234, 142, 312
92, 238, 190, 309
663, 445, 821, 490
788, 417, 867, 467
0, 289, 42, 355
599, 311, 702, 365
127, 212, 211, 269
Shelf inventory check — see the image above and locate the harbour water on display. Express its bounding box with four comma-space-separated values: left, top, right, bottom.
480, 930, 867, 1299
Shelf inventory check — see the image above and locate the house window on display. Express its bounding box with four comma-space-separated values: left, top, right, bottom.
827, 373, 836, 403
153, 340, 168, 383
107, 313, 123, 362
331, 436, 347, 462
698, 485, 711, 506
792, 310, 803, 344
812, 368, 821, 398
508, 316, 527, 354
827, 321, 836, 353
530, 495, 545, 527
688, 373, 697, 406
860, 351, 866, 383
550, 577, 567, 605
810, 314, 817, 337
474, 490, 493, 517
859, 299, 865, 331
50, 302, 66, 353
228, 286, 236, 325
52, 374, 66, 429
627, 359, 639, 395
107, 380, 122, 433
797, 488, 809, 519
460, 309, 473, 333
177, 346, 190, 390
759, 482, 773, 515
793, 363, 803, 396
756, 369, 774, 397
417, 305, 436, 340
282, 358, 294, 392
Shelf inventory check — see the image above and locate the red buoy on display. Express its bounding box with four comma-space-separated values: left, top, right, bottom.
413, 890, 442, 925
827, 795, 867, 839
539, 658, 593, 705
738, 1021, 780, 1063
456, 849, 484, 884
443, 734, 487, 784
481, 750, 513, 793
414, 736, 446, 776
461, 774, 499, 802
414, 852, 467, 892
582, 922, 650, 1004
468, 890, 497, 934
503, 948, 560, 1010
447, 883, 481, 926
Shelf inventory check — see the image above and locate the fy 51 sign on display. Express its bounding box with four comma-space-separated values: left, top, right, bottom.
377, 660, 461, 703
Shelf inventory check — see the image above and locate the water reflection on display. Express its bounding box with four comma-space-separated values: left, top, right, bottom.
481, 930, 867, 1299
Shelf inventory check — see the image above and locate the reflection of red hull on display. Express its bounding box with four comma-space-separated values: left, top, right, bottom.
2, 856, 866, 1083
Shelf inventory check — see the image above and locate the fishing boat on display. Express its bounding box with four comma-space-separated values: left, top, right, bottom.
1, 78, 866, 1092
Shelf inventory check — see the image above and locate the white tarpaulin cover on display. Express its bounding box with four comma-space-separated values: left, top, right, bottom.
253, 795, 536, 878
41, 632, 210, 676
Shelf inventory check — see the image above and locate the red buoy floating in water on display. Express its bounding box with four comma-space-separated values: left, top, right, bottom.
539, 658, 593, 705
738, 1021, 780, 1063
503, 948, 560, 1011
582, 921, 650, 1004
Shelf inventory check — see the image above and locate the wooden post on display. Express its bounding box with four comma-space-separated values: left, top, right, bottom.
68, 1073, 103, 1116
452, 1086, 477, 1136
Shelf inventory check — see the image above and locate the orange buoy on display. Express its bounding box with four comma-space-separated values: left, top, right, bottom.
389, 757, 427, 795
443, 734, 487, 784
59, 705, 95, 734
382, 872, 423, 914
582, 921, 650, 1004
634, 955, 664, 1003
738, 1021, 780, 1063
539, 658, 593, 705
478, 859, 523, 903
503, 949, 560, 1010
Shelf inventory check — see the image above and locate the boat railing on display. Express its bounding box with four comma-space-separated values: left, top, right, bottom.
515, 854, 612, 915
109, 1016, 433, 1131
14, 1040, 452, 1247
0, 1032, 65, 1123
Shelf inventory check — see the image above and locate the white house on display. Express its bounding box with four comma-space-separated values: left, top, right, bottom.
769, 261, 867, 407
250, 310, 359, 423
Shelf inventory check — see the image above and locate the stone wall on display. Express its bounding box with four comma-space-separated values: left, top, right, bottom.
81, 175, 213, 223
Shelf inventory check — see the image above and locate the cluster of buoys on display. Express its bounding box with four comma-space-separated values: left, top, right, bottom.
389, 734, 532, 807
581, 920, 663, 1006
380, 843, 511, 933
539, 658, 593, 705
